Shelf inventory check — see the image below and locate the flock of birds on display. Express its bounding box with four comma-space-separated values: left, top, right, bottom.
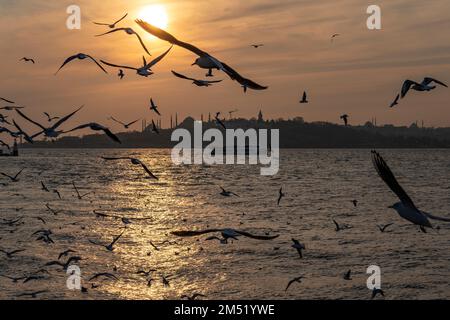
1, 11, 450, 300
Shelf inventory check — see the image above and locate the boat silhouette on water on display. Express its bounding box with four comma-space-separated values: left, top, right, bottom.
0, 141, 19, 157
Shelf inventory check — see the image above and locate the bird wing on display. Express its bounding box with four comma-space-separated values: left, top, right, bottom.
235, 230, 279, 240
102, 157, 131, 161
135, 20, 209, 57
13, 169, 24, 180
100, 60, 138, 71
110, 231, 125, 247
95, 28, 127, 37
125, 119, 140, 127
422, 211, 450, 222
401, 80, 419, 98
15, 109, 46, 130
102, 128, 121, 144
55, 55, 79, 74
139, 162, 158, 180
51, 105, 84, 130
171, 229, 223, 237
93, 22, 110, 26
171, 71, 195, 81
133, 32, 151, 56
146, 46, 173, 69
422, 77, 448, 88
64, 123, 92, 133
220, 62, 268, 90
371, 150, 419, 211
85, 55, 108, 73
114, 13, 128, 25
110, 117, 126, 126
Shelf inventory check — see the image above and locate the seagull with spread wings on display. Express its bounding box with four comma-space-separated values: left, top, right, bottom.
64, 123, 121, 144
401, 77, 447, 98
55, 53, 107, 75
102, 157, 158, 179
372, 150, 450, 231
96, 27, 151, 56
171, 71, 222, 87
20, 57, 35, 64
135, 20, 268, 92
0, 169, 24, 182
110, 117, 140, 129
93, 13, 128, 29
149, 98, 161, 116
101, 46, 172, 77
171, 228, 279, 243
16, 105, 83, 139
89, 231, 125, 252
43, 112, 60, 122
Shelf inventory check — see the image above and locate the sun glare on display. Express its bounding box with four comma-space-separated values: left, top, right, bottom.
138, 5, 168, 29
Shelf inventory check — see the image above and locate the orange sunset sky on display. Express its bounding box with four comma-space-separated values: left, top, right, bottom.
0, 0, 449, 136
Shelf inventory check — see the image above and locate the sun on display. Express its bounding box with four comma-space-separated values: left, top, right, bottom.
138, 5, 168, 29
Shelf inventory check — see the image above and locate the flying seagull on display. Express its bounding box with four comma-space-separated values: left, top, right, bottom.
110, 117, 140, 129
0, 169, 24, 182
16, 105, 84, 139
389, 94, 400, 108
72, 181, 94, 199
171, 228, 279, 243
149, 98, 160, 116
401, 77, 447, 98
118, 69, 125, 79
352, 200, 358, 207
220, 186, 239, 197
45, 256, 81, 271
285, 276, 303, 292
44, 112, 59, 122
89, 273, 119, 282
333, 219, 352, 232
135, 20, 268, 92
0, 249, 25, 258
331, 34, 340, 42
64, 123, 121, 144
372, 150, 450, 230
89, 231, 125, 251
96, 28, 151, 56
291, 238, 305, 258
215, 112, 226, 130
151, 120, 159, 134
102, 157, 158, 180
377, 223, 394, 233
55, 53, 107, 75
101, 46, 172, 77
277, 187, 285, 206
171, 71, 223, 87
251, 44, 264, 48
93, 13, 128, 29
20, 57, 35, 64
300, 91, 308, 104
340, 114, 349, 126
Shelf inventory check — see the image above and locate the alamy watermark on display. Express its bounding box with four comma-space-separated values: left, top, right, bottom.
171, 121, 279, 176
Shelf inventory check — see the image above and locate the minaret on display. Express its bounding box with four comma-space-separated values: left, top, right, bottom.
201, 114, 204, 122
208, 113, 211, 123
175, 113, 178, 127
170, 115, 173, 129
258, 110, 264, 123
